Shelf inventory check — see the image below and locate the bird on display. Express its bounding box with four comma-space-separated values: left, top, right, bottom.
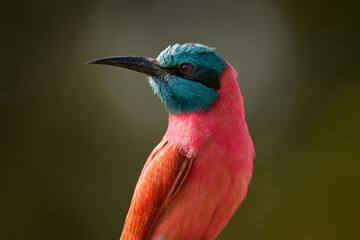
88, 43, 254, 240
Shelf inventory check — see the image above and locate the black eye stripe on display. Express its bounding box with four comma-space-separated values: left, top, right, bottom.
166, 66, 221, 90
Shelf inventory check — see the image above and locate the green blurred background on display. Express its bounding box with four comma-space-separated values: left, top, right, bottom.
1, 0, 359, 239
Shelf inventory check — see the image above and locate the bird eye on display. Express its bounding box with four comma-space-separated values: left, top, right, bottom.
179, 63, 193, 74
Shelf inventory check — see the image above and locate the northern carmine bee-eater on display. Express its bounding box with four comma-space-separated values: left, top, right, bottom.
88, 43, 254, 240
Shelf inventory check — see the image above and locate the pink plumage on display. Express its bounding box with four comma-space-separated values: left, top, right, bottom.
121, 63, 254, 240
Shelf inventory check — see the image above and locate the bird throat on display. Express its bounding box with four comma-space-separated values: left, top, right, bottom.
149, 75, 219, 114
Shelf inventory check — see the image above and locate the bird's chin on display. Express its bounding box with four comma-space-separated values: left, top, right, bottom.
148, 77, 163, 98
148, 76, 158, 88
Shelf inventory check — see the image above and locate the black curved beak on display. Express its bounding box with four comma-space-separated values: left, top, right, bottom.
87, 56, 167, 77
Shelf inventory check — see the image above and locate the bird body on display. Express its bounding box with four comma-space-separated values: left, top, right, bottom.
88, 44, 254, 240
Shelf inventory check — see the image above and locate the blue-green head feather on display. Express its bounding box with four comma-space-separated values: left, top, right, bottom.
149, 43, 227, 114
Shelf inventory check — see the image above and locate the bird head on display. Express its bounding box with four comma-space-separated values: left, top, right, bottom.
88, 43, 227, 114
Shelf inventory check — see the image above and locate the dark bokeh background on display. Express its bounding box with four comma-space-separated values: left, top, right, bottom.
1, 0, 359, 239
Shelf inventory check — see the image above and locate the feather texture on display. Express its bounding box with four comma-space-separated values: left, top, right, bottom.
120, 139, 194, 240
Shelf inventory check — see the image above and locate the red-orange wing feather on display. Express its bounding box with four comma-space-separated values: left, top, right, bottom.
120, 139, 194, 240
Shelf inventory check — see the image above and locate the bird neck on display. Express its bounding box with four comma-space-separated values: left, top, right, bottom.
164, 63, 252, 158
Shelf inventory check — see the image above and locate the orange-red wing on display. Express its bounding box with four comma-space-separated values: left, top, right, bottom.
120, 139, 194, 240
